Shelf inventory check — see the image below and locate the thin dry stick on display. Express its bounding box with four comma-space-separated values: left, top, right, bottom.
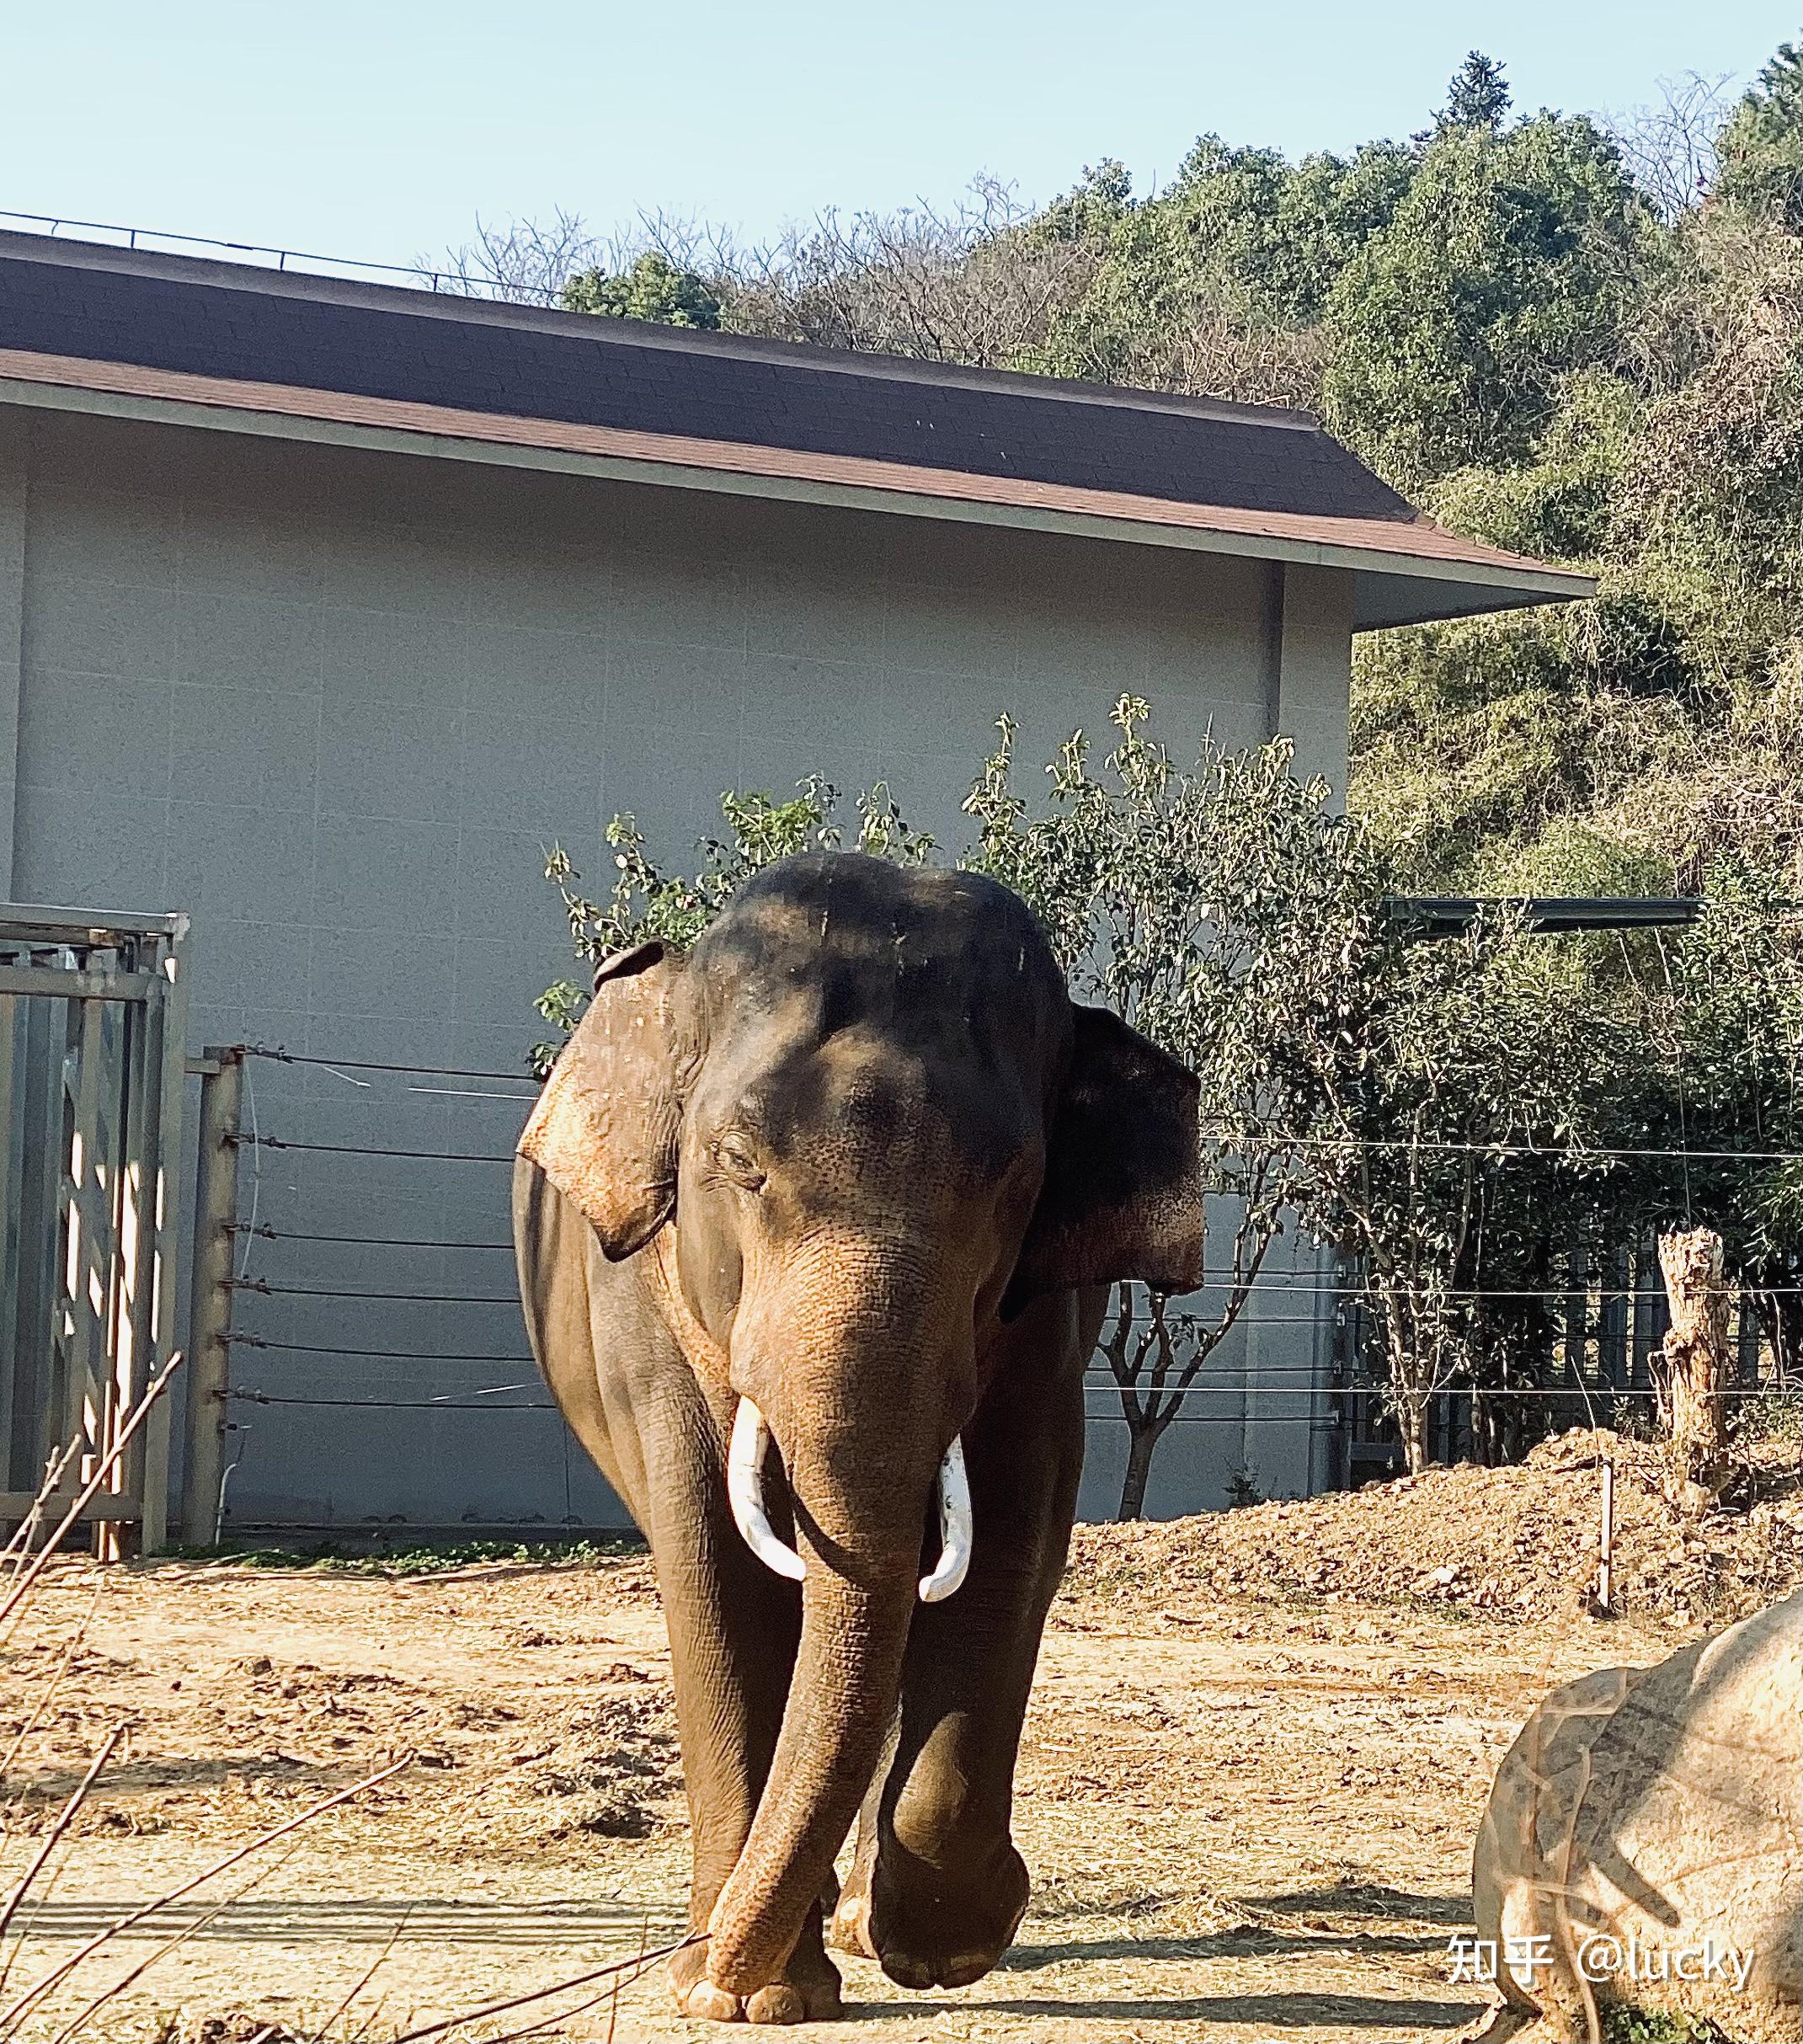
387, 1934, 697, 2044
0, 1820, 77, 2003
0, 1753, 411, 2030
0, 1726, 125, 1945
1, 1439, 83, 1578
0, 1356, 184, 1636
477, 1940, 684, 2044
317, 1902, 416, 2039
0, 1579, 105, 1789
347, 1989, 392, 2044
42, 1831, 313, 2044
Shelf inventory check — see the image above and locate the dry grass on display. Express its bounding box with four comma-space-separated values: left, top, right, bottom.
0, 1452, 1746, 2041
0, 1370, 676, 2043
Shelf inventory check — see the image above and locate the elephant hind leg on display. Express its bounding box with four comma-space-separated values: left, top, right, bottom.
829, 1670, 1028, 1988
868, 1828, 1031, 1991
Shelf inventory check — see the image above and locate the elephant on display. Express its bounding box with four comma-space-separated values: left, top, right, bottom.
512, 851, 1203, 2024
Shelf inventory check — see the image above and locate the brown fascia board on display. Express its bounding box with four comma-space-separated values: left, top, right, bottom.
0, 343, 1595, 616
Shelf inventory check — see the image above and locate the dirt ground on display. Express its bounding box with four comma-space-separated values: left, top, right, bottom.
3, 1429, 1796, 2043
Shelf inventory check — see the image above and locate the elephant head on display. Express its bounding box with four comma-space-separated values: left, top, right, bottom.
519, 853, 1202, 1995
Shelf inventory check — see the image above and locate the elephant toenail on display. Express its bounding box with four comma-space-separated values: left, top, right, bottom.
685, 1980, 744, 2021
745, 1983, 807, 2025
881, 1953, 936, 1992
942, 1951, 996, 1988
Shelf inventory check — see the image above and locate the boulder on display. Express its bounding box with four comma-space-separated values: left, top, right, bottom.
1472, 1591, 1801, 2041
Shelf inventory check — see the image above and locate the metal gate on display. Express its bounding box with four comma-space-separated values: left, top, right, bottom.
0, 905, 190, 1553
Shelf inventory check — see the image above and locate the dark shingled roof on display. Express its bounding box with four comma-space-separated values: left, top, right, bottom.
0, 240, 1416, 526
0, 231, 1596, 626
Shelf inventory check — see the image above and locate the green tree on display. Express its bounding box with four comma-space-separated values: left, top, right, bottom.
1024, 134, 1411, 401
1437, 51, 1512, 133
1303, 915, 1626, 1472
562, 252, 723, 328
963, 697, 1624, 1485
1713, 40, 1803, 228
1323, 109, 1652, 486
1352, 200, 1803, 901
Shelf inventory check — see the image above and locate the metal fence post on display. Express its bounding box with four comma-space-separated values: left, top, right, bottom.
181, 1047, 242, 1548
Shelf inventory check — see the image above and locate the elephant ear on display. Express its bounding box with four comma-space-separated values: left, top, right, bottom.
1005, 1006, 1204, 1315
518, 940, 685, 1259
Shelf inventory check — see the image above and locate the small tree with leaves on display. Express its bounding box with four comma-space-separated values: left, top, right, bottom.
964, 697, 1625, 1488
963, 697, 1389, 1513
1305, 919, 1624, 1472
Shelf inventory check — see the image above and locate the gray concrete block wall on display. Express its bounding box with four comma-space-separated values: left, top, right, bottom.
0, 412, 23, 895
1, 403, 1346, 1534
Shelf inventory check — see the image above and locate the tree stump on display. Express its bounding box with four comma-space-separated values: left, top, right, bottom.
1656, 1226, 1731, 1499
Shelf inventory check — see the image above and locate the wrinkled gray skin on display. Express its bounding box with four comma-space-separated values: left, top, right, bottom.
514, 853, 1203, 2023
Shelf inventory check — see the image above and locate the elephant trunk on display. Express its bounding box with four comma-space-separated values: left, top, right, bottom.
704, 1526, 917, 1993
706, 1247, 963, 1996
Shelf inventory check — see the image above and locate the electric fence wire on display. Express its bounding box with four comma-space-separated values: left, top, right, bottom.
226, 1124, 1803, 1168
230, 1047, 1803, 1163
210, 1042, 1802, 1444
222, 1381, 1798, 1418
216, 1267, 1803, 1301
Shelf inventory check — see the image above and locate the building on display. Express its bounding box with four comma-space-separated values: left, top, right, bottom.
0, 228, 1590, 1536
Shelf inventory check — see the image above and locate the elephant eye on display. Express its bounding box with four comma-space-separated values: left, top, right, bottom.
713, 1136, 767, 1192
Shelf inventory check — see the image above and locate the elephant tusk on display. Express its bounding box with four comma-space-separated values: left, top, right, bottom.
918, 1436, 973, 1604
727, 1397, 805, 1582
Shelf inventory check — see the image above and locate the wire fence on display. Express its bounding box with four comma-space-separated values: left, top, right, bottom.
204, 1042, 1800, 1530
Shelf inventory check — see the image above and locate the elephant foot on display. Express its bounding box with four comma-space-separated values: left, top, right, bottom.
669, 1929, 843, 2025
827, 1879, 878, 1960
867, 1834, 1031, 1991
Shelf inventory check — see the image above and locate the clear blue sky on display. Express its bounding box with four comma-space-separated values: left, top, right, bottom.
4, 3, 1795, 274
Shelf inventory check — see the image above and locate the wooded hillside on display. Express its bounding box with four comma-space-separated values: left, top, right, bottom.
463, 45, 1803, 901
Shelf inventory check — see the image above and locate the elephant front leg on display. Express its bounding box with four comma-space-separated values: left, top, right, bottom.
845, 1299, 1088, 1991
626, 1396, 845, 2025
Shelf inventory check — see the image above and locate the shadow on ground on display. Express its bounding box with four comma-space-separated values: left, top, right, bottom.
1239, 1886, 1475, 1927
839, 1992, 1482, 2028
1001, 1926, 1448, 1968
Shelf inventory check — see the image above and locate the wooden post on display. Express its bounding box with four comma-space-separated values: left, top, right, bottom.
1657, 1225, 1731, 1498
180, 1049, 242, 1549
1596, 1459, 1614, 1613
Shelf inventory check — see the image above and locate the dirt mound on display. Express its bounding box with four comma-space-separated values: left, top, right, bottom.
448, 1685, 685, 1849
1066, 1428, 1803, 1630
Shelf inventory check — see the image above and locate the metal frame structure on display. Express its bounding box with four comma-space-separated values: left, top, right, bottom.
1396, 894, 1718, 936
0, 905, 190, 1553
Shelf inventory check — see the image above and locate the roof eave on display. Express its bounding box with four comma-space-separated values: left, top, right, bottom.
0, 358, 1594, 622
1353, 568, 1596, 631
